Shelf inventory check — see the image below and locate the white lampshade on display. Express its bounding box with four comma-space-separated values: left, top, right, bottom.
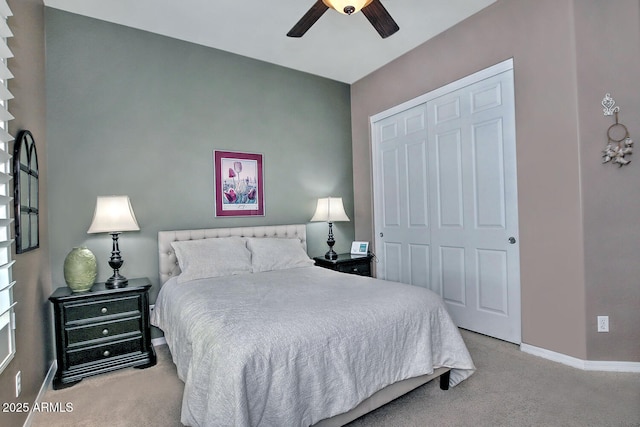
324, 0, 371, 15
311, 197, 350, 222
87, 196, 140, 234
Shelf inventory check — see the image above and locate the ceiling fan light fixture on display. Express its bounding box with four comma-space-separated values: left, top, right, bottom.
323, 0, 372, 15
287, 0, 398, 39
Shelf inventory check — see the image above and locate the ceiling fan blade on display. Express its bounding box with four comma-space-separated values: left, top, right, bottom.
287, 0, 329, 38
361, 0, 399, 39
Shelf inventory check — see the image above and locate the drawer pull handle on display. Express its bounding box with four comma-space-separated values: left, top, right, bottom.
101, 307, 108, 314
102, 329, 109, 336
103, 350, 110, 357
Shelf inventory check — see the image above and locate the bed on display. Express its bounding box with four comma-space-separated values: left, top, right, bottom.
152, 224, 475, 427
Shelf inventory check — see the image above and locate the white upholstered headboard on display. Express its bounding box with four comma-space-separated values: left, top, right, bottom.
158, 224, 307, 285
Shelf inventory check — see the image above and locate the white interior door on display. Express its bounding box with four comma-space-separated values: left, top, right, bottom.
372, 60, 521, 343
427, 69, 520, 343
373, 104, 430, 286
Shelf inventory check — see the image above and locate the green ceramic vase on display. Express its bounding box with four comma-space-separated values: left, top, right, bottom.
63, 247, 97, 292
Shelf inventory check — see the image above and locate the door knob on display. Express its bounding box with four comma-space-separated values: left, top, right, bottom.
508, 237, 516, 244
380, 232, 384, 237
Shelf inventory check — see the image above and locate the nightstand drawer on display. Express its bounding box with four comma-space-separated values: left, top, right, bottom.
65, 296, 140, 323
66, 336, 143, 367
66, 317, 141, 345
336, 263, 371, 276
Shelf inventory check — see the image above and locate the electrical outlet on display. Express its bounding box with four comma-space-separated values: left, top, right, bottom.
597, 316, 609, 332
15, 371, 21, 398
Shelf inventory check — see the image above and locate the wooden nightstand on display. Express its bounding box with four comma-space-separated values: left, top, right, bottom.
49, 277, 157, 389
313, 253, 374, 277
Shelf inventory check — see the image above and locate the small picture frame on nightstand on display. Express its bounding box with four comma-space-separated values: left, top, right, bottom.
350, 241, 369, 256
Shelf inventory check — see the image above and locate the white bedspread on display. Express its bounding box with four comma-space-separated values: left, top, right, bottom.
151, 266, 475, 427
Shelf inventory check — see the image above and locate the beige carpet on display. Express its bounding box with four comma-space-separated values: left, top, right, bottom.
30, 344, 184, 427
31, 330, 640, 427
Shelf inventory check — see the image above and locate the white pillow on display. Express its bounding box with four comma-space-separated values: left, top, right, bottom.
171, 237, 252, 283
247, 237, 314, 272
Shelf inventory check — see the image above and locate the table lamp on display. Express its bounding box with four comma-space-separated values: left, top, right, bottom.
87, 195, 140, 288
311, 197, 350, 260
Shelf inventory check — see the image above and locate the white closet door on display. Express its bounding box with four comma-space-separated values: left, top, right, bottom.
427, 70, 520, 343
372, 61, 521, 343
373, 104, 431, 287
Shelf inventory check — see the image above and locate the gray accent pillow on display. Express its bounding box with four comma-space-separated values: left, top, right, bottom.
171, 237, 252, 283
247, 237, 314, 272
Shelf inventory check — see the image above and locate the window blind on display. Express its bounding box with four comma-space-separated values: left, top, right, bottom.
0, 0, 15, 374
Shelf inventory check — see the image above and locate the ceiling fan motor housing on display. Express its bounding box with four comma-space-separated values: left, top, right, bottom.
322, 0, 373, 15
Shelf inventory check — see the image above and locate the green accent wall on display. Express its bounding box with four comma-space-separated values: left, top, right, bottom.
45, 9, 354, 299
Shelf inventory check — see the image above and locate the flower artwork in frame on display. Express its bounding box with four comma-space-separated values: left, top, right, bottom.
214, 150, 264, 217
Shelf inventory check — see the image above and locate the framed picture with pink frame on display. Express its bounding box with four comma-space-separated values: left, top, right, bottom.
214, 150, 264, 217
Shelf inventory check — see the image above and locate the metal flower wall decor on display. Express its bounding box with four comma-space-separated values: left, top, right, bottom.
602, 93, 633, 167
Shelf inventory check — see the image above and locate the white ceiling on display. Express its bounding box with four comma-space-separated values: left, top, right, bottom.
42, 0, 495, 84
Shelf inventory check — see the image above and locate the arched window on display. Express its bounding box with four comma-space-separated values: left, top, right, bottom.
13, 130, 39, 253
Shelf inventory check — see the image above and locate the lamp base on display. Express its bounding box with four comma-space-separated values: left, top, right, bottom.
324, 249, 338, 260
105, 273, 129, 289
324, 221, 338, 260
105, 232, 128, 289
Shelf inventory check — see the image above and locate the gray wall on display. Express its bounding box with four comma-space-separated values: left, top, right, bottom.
45, 9, 354, 301
352, 0, 640, 362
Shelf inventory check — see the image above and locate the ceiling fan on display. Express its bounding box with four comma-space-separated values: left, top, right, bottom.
287, 0, 399, 39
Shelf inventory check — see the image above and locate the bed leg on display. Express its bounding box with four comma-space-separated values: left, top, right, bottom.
439, 370, 450, 391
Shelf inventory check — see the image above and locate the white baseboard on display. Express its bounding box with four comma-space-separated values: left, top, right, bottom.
152, 336, 167, 347
520, 343, 640, 372
23, 360, 57, 427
